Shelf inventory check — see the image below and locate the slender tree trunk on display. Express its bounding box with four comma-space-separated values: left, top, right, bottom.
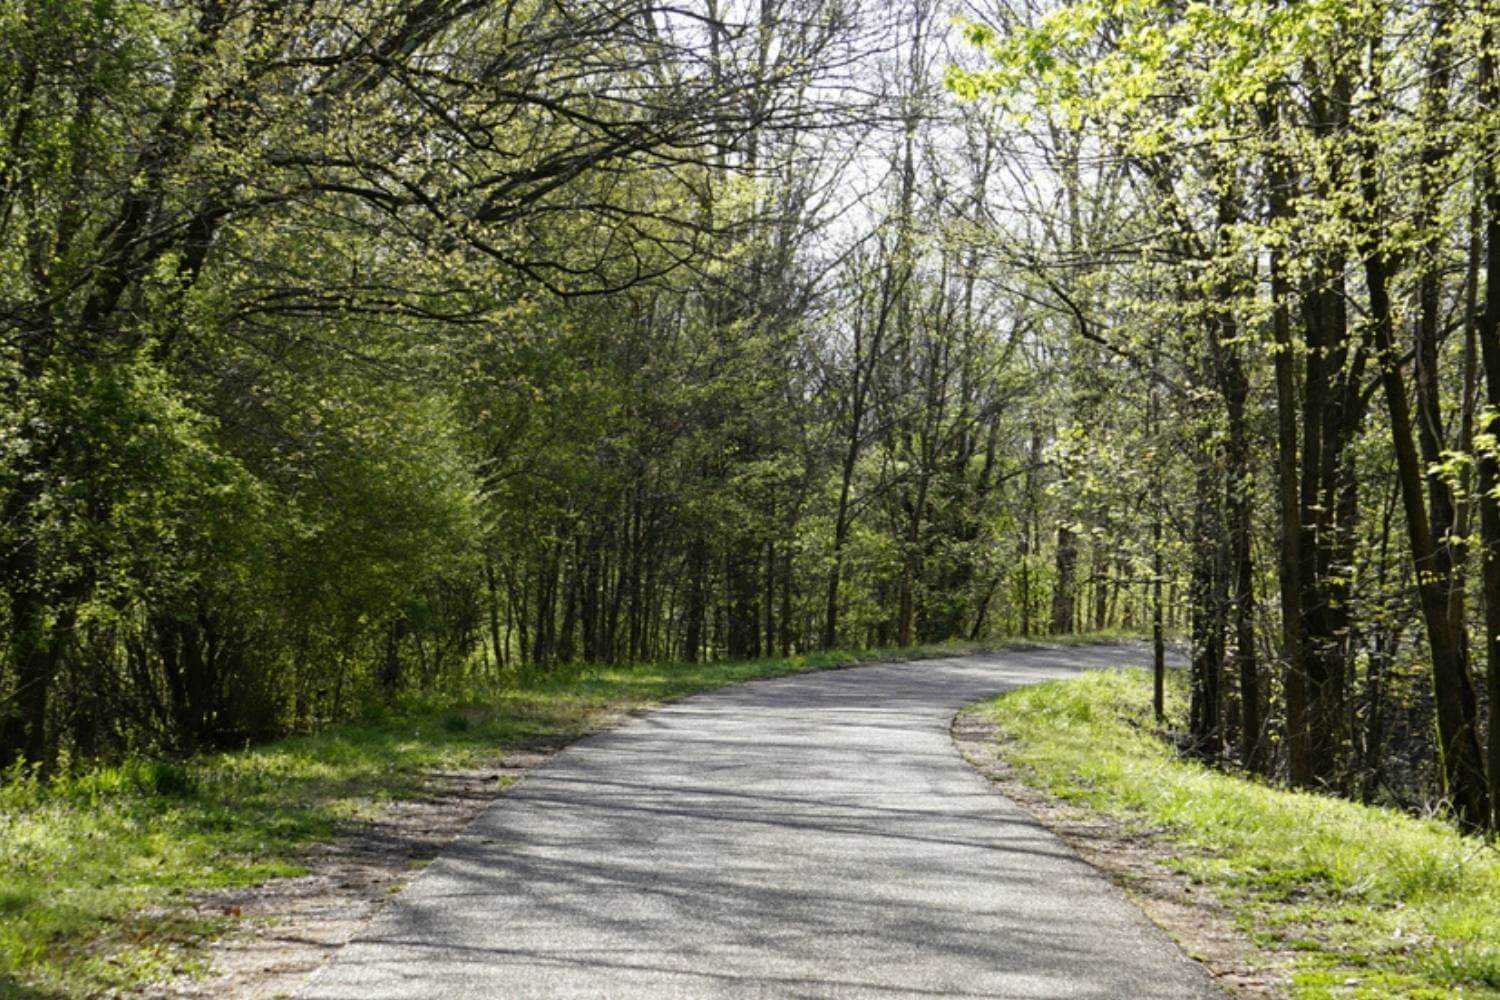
1475, 14, 1500, 828
684, 538, 707, 663
1148, 319, 1166, 722
1050, 525, 1076, 635
897, 471, 928, 646
780, 545, 794, 658
1188, 437, 1225, 758
485, 552, 504, 675
1207, 191, 1262, 771
824, 456, 856, 650
1365, 209, 1490, 829
764, 539, 776, 657
1263, 160, 1311, 782
1018, 532, 1032, 639
1091, 544, 1109, 632
1153, 525, 1165, 722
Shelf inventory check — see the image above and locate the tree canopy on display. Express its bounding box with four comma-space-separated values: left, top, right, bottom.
8, 0, 1500, 837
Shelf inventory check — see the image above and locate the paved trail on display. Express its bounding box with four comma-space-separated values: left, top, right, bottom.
304, 646, 1218, 999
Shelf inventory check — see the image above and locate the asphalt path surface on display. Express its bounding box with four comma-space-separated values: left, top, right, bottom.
303, 645, 1219, 999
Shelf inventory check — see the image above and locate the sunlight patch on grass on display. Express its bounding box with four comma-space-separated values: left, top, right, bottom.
984, 669, 1500, 998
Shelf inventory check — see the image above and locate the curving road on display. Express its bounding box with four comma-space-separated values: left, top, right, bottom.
303, 645, 1218, 999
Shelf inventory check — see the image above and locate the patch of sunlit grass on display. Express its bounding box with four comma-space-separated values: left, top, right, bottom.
984, 670, 1500, 998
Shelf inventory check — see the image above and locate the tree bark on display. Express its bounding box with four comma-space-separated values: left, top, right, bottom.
1050, 525, 1077, 635
1474, 12, 1500, 828
1364, 207, 1490, 829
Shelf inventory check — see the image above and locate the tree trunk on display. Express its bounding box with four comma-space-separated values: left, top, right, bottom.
1050, 525, 1076, 635
684, 539, 708, 663
780, 545, 794, 658
485, 552, 505, 674
1475, 13, 1500, 828
1188, 441, 1225, 758
1365, 206, 1490, 829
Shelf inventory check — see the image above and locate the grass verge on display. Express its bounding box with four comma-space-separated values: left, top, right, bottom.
0, 634, 1131, 997
982, 669, 1500, 999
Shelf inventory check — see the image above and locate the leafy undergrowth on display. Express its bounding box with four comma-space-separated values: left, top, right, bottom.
984, 670, 1500, 999
0, 635, 1130, 997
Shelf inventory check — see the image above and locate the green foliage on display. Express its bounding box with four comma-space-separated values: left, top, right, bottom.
0, 0, 1177, 983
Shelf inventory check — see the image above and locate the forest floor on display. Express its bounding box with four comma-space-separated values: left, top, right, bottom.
0, 634, 1135, 998
960, 671, 1500, 1000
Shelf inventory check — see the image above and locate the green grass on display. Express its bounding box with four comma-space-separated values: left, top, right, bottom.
982, 669, 1500, 999
0, 634, 1129, 997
